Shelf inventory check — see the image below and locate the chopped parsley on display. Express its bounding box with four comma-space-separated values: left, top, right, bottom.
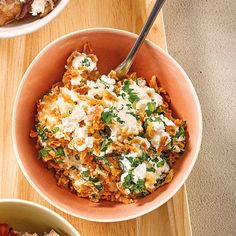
100, 138, 112, 152
138, 132, 145, 137
122, 80, 131, 93
122, 173, 133, 188
54, 147, 65, 156
89, 176, 99, 182
122, 174, 148, 196
35, 124, 48, 142
123, 152, 150, 169
38, 147, 52, 158
95, 155, 112, 166
147, 167, 155, 172
93, 182, 103, 190
101, 110, 113, 123
176, 121, 186, 138
146, 102, 156, 116
101, 108, 124, 124
156, 160, 165, 167
122, 80, 140, 105
140, 152, 150, 162
52, 127, 60, 133
81, 170, 89, 178
131, 179, 148, 196
125, 156, 140, 168
39, 146, 65, 159
116, 116, 125, 124
143, 116, 164, 129
128, 92, 140, 104
81, 58, 90, 67
126, 103, 132, 109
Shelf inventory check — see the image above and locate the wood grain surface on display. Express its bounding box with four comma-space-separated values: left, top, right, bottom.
0, 0, 192, 235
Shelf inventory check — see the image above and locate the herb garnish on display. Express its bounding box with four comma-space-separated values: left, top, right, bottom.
101, 108, 124, 124
175, 121, 186, 138
52, 127, 60, 133
81, 170, 89, 178
122, 174, 148, 196
101, 110, 113, 123
147, 167, 155, 172
93, 182, 103, 190
100, 138, 112, 152
122, 80, 140, 105
146, 102, 156, 116
55, 147, 65, 156
81, 58, 90, 67
95, 155, 112, 166
35, 124, 48, 142
38, 147, 52, 158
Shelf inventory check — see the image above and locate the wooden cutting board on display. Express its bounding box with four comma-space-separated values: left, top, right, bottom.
0, 0, 192, 235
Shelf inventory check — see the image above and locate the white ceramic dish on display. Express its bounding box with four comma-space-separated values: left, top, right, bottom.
0, 0, 70, 38
0, 199, 80, 235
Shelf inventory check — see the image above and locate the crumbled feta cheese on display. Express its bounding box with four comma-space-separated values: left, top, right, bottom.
61, 87, 80, 102
74, 143, 87, 152
120, 157, 132, 171
110, 127, 118, 141
130, 82, 163, 106
73, 126, 88, 139
71, 74, 82, 86
117, 109, 142, 134
150, 119, 171, 148
160, 114, 175, 127
72, 53, 97, 71
137, 78, 146, 87
59, 105, 86, 133
100, 75, 116, 85
132, 163, 147, 183
85, 137, 94, 148
56, 96, 72, 114
120, 173, 128, 183
87, 79, 106, 97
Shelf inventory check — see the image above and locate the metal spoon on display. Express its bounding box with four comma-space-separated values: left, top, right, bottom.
115, 0, 166, 77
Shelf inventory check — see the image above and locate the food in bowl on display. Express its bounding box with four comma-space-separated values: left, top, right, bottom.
30, 47, 187, 204
0, 0, 59, 26
0, 223, 59, 236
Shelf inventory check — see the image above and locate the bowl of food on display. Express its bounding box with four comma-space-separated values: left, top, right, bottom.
0, 0, 69, 38
13, 28, 202, 222
0, 199, 80, 235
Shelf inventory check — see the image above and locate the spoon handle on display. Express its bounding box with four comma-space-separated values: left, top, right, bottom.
116, 0, 166, 76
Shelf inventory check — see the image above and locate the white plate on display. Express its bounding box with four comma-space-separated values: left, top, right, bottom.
0, 0, 70, 38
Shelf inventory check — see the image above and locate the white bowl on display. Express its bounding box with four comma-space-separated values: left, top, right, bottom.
0, 199, 80, 235
0, 0, 70, 38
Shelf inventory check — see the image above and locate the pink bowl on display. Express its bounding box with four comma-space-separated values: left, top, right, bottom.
13, 28, 202, 222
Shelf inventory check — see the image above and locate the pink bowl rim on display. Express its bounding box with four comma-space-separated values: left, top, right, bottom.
0, 198, 80, 235
0, 0, 70, 39
12, 27, 203, 222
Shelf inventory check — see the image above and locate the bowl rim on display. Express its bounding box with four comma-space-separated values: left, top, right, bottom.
12, 27, 203, 222
0, 0, 70, 39
0, 198, 80, 235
